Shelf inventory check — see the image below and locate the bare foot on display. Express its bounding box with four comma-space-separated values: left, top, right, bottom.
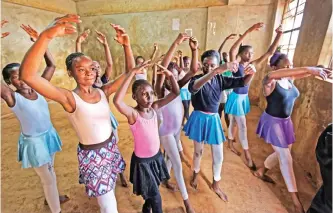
246, 160, 257, 171
119, 172, 128, 187
212, 181, 228, 202
253, 168, 275, 184
44, 195, 70, 205
184, 199, 195, 213
163, 180, 179, 192
190, 171, 199, 190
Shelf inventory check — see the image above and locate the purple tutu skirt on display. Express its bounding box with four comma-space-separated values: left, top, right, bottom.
256, 111, 295, 148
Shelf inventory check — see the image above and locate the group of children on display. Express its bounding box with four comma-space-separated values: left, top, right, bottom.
1, 14, 331, 213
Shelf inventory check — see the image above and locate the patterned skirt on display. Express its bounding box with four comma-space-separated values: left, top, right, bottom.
77, 133, 126, 197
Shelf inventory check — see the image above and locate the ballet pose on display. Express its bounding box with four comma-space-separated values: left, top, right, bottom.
113, 60, 180, 213
19, 15, 136, 213
254, 51, 330, 213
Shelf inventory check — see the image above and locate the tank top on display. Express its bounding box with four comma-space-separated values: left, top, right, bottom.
10, 92, 52, 136
232, 64, 249, 94
265, 80, 300, 118
130, 109, 160, 158
158, 90, 183, 136
67, 89, 112, 145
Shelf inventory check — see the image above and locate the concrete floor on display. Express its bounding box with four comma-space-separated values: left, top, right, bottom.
1, 94, 317, 213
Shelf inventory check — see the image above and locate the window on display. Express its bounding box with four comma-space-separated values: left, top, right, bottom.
280, 0, 307, 60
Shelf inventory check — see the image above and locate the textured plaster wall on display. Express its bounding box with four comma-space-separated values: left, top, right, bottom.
1, 2, 78, 90
206, 1, 276, 104
3, 0, 77, 14
79, 8, 208, 82
75, 0, 227, 16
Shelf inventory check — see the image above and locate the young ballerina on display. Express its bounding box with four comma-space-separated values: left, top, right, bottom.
75, 27, 128, 187
183, 49, 256, 201
1, 24, 69, 213
155, 33, 198, 213
253, 52, 330, 213
19, 15, 136, 212
135, 43, 159, 80
217, 33, 237, 127
177, 50, 192, 125
113, 60, 180, 213
225, 23, 283, 170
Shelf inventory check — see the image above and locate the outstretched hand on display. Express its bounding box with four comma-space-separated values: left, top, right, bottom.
110, 23, 130, 46
21, 24, 39, 42
244, 64, 257, 75
189, 36, 198, 51
275, 25, 283, 34
249, 22, 264, 32
95, 30, 108, 45
132, 60, 151, 74
175, 33, 190, 45
154, 43, 158, 50
156, 64, 174, 77
311, 67, 331, 80
1, 20, 10, 38
227, 33, 238, 40
177, 50, 182, 57
42, 14, 81, 39
77, 29, 90, 43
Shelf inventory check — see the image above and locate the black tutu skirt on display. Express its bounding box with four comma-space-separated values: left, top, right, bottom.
130, 150, 170, 199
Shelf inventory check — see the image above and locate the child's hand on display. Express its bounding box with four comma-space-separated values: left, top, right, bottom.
110, 23, 130, 46
20, 24, 39, 42
174, 33, 190, 45
95, 30, 108, 45
177, 50, 182, 57
275, 25, 283, 34
77, 29, 90, 43
217, 61, 238, 74
227, 33, 237, 40
131, 60, 151, 74
42, 14, 80, 39
189, 36, 198, 51
244, 64, 256, 75
249, 22, 264, 32
1, 20, 10, 38
154, 43, 158, 50
156, 64, 174, 77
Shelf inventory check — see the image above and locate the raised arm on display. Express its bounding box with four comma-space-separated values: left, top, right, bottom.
113, 62, 150, 124
19, 15, 80, 112
150, 43, 158, 62
252, 25, 283, 66
155, 33, 190, 98
218, 34, 237, 60
75, 29, 90, 52
20, 24, 57, 82
229, 23, 264, 62
96, 30, 113, 81
1, 83, 15, 107
101, 24, 134, 97
152, 65, 180, 110
111, 24, 135, 73
177, 50, 184, 69
192, 62, 238, 91
178, 37, 199, 88
1, 20, 10, 38
262, 67, 330, 96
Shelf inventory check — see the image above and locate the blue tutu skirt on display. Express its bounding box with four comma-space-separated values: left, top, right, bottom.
183, 110, 226, 145
180, 88, 191, 101
18, 126, 62, 168
225, 91, 250, 116
110, 112, 119, 130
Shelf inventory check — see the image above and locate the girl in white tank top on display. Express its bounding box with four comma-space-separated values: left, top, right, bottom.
19, 17, 133, 213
